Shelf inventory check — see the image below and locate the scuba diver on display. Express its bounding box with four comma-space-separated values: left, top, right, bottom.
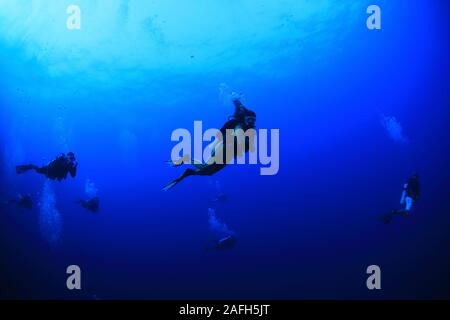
205, 235, 237, 252
215, 235, 236, 250
163, 95, 256, 191
16, 152, 78, 182
381, 173, 421, 224
77, 197, 100, 213
4, 194, 33, 210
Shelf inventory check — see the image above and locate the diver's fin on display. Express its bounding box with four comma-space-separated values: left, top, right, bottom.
16, 165, 32, 174
381, 215, 392, 224
162, 180, 179, 191
379, 210, 396, 224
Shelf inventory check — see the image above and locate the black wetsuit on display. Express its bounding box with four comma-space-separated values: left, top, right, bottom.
381, 174, 421, 224
16, 154, 77, 181
405, 175, 420, 202
220, 99, 256, 134
162, 98, 256, 190
216, 99, 257, 163
78, 197, 100, 213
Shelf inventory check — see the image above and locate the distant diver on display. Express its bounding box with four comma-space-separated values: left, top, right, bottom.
214, 235, 236, 250
381, 173, 420, 224
163, 94, 256, 191
16, 152, 78, 182
77, 197, 100, 213
4, 194, 33, 210
206, 235, 237, 252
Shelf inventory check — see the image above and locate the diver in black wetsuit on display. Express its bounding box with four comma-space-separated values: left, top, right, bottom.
163, 96, 256, 191
77, 197, 100, 213
381, 173, 421, 224
215, 235, 236, 250
205, 235, 237, 252
16, 152, 78, 182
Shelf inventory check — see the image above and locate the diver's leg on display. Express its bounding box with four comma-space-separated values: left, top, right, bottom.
35, 166, 49, 176
167, 159, 207, 169
382, 207, 410, 224
166, 154, 206, 168
203, 141, 225, 167
166, 156, 188, 167
404, 197, 413, 213
381, 210, 396, 224
16, 164, 40, 174
163, 164, 226, 191
163, 168, 197, 191
195, 164, 226, 176
191, 160, 208, 170
388, 197, 413, 220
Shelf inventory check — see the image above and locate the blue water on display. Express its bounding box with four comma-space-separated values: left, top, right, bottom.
1, 0, 450, 299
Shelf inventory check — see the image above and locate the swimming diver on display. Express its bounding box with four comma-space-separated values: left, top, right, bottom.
215, 235, 236, 250
381, 173, 420, 224
16, 152, 78, 182
4, 194, 33, 210
77, 197, 100, 213
205, 235, 237, 252
163, 95, 256, 191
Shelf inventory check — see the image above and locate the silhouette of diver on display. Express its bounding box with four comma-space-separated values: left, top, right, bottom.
16, 152, 78, 182
381, 173, 420, 224
4, 194, 33, 210
163, 96, 256, 191
215, 235, 236, 250
206, 235, 237, 252
77, 197, 100, 213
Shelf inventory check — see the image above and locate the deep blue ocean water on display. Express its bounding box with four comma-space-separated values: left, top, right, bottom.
1, 0, 450, 299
